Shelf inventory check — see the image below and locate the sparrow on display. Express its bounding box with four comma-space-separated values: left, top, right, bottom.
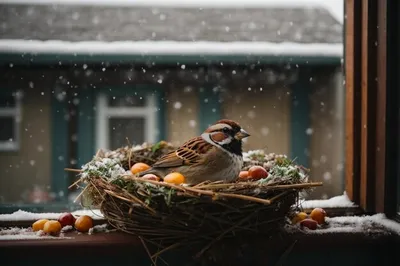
138, 119, 250, 184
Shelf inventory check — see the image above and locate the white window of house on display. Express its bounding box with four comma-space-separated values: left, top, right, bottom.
0, 91, 22, 151
95, 93, 157, 150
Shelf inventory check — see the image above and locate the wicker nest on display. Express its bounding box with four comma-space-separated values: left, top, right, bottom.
69, 141, 321, 265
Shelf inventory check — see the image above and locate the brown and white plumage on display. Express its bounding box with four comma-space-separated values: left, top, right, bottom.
139, 119, 250, 184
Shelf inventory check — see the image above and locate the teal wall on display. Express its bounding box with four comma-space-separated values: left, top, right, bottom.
198, 85, 222, 133
51, 91, 69, 202
289, 68, 311, 168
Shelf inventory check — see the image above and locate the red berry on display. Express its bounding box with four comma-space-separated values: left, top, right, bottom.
248, 166, 268, 180
58, 212, 76, 227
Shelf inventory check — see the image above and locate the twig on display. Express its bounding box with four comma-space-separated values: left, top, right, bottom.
104, 189, 156, 214
195, 212, 255, 258
132, 178, 270, 204
64, 168, 82, 173
216, 192, 271, 205
68, 177, 83, 189
73, 185, 90, 203
151, 241, 184, 259
268, 191, 291, 204
196, 181, 322, 190
140, 237, 158, 266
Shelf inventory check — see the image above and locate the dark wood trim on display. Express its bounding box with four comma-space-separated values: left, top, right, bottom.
360, 0, 378, 212
378, 0, 400, 216
345, 0, 399, 215
344, 0, 362, 203
0, 230, 398, 266
374, 0, 388, 214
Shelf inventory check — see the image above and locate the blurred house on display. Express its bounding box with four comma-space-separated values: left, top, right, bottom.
0, 2, 344, 204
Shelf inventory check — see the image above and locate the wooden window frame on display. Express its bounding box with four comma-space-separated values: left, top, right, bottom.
95, 92, 157, 151
345, 0, 399, 217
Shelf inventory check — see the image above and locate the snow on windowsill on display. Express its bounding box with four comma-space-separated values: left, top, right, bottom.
286, 213, 400, 236
0, 227, 73, 240
0, 40, 343, 57
299, 192, 357, 209
0, 223, 111, 240
0, 209, 104, 222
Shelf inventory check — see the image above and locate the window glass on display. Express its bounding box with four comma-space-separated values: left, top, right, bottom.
0, 1, 347, 212
0, 117, 14, 142
0, 95, 15, 108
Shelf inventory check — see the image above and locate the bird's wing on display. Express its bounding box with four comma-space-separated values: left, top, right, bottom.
152, 137, 213, 168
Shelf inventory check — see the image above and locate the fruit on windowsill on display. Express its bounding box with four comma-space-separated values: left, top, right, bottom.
58, 212, 76, 227
248, 166, 268, 180
310, 208, 327, 224
43, 220, 62, 235
300, 218, 318, 230
142, 174, 160, 181
291, 212, 308, 224
32, 219, 49, 232
130, 162, 151, 175
163, 172, 185, 185
74, 215, 94, 233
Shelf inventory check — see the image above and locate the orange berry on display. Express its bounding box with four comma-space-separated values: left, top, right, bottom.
238, 171, 249, 179
43, 220, 62, 235
74, 215, 94, 233
163, 172, 185, 185
142, 174, 160, 181
32, 219, 49, 232
291, 212, 308, 224
130, 162, 151, 175
310, 208, 327, 224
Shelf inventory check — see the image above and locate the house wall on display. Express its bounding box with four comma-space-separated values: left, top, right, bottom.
308, 66, 345, 199
0, 86, 52, 203
0, 64, 344, 203
221, 85, 291, 155
165, 83, 200, 146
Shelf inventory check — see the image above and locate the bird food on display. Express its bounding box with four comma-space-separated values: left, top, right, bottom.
67, 124, 322, 264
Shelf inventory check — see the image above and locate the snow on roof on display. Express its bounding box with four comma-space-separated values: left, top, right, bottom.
0, 209, 103, 222
0, 40, 343, 57
299, 192, 356, 209
0, 0, 343, 58
0, 0, 344, 23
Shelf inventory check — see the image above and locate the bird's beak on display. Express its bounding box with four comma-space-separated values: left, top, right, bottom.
235, 129, 250, 140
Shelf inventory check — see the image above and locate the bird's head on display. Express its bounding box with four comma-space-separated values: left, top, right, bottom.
202, 119, 250, 156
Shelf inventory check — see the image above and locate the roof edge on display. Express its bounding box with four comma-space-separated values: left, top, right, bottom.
0, 53, 342, 66
0, 40, 343, 57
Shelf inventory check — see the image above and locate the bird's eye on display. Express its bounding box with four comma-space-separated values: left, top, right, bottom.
222, 127, 229, 132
